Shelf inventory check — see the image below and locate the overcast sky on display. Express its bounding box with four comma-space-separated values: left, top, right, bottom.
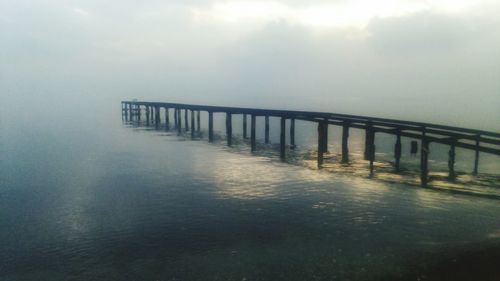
1, 0, 499, 130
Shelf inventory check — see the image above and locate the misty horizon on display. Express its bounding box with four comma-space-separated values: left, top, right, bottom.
1, 0, 499, 131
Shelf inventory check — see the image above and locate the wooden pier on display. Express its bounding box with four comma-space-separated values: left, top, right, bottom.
122, 101, 500, 187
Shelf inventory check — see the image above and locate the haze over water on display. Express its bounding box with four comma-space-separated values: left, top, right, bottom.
1, 1, 500, 280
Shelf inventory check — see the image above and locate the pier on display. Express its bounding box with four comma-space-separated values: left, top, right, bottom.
122, 101, 500, 187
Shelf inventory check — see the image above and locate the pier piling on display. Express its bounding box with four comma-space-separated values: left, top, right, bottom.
342, 121, 349, 163
251, 115, 256, 152
448, 139, 456, 180
421, 139, 429, 186
290, 118, 296, 149
473, 135, 480, 175
208, 111, 214, 143
191, 110, 195, 139
226, 113, 232, 146
197, 110, 201, 132
265, 116, 270, 144
317, 122, 326, 168
165, 108, 170, 130
243, 114, 247, 139
280, 117, 286, 160
395, 129, 402, 172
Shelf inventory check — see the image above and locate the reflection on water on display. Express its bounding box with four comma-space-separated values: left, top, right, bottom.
1, 115, 500, 280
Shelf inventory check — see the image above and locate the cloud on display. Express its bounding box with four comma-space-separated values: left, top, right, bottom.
0, 0, 498, 130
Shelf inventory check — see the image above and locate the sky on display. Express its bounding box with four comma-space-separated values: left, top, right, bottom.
1, 0, 499, 130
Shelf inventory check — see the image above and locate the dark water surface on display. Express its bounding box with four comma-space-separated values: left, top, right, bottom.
1, 105, 500, 281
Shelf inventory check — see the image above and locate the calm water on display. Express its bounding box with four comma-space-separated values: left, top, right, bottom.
1, 104, 500, 280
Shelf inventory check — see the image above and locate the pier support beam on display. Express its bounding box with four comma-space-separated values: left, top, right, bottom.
280, 117, 286, 160
165, 108, 170, 130
197, 110, 201, 132
420, 139, 429, 187
473, 135, 480, 175
448, 139, 456, 180
150, 106, 154, 120
265, 116, 270, 144
317, 121, 326, 168
173, 108, 178, 129
155, 106, 160, 127
208, 111, 214, 143
366, 127, 375, 177
177, 109, 182, 135
146, 106, 150, 124
364, 122, 373, 160
184, 109, 189, 131
394, 129, 402, 172
251, 115, 256, 152
191, 110, 195, 139
290, 118, 295, 149
323, 119, 328, 153
226, 113, 232, 146
243, 114, 248, 139
342, 122, 350, 163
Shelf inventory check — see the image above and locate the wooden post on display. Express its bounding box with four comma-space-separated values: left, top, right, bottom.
155, 106, 160, 127
364, 122, 372, 160
226, 112, 232, 146
420, 138, 429, 187
150, 106, 154, 120
473, 134, 480, 175
448, 139, 456, 180
323, 118, 328, 153
146, 106, 150, 124
177, 109, 182, 135
243, 114, 248, 139
394, 128, 402, 172
197, 110, 201, 132
290, 118, 295, 149
280, 117, 286, 160
184, 109, 189, 131
165, 108, 170, 130
208, 111, 214, 142
251, 115, 256, 152
367, 127, 375, 177
341, 121, 349, 163
191, 110, 195, 139
173, 108, 178, 129
265, 116, 270, 144
317, 122, 325, 168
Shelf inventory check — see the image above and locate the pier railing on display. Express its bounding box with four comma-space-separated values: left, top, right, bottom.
121, 101, 500, 187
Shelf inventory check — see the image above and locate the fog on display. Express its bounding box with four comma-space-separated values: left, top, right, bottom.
1, 0, 499, 131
